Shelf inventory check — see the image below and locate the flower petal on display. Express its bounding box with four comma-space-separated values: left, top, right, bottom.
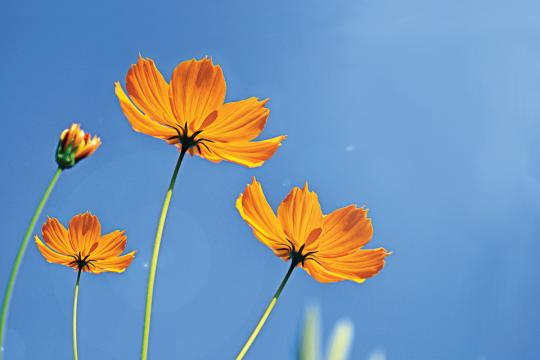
196, 135, 285, 168
304, 248, 388, 283
313, 205, 373, 256
41, 217, 73, 255
34, 235, 74, 266
169, 58, 226, 133
125, 56, 176, 127
204, 98, 270, 142
92, 230, 127, 260
68, 213, 101, 257
74, 134, 101, 162
300, 260, 346, 283
236, 178, 289, 259
277, 183, 323, 249
91, 251, 136, 274
115, 82, 178, 143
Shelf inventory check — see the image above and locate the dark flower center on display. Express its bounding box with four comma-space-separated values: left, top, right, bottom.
287, 241, 318, 267
69, 253, 95, 271
167, 122, 214, 153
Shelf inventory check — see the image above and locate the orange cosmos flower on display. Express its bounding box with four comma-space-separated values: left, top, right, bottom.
115, 56, 285, 168
35, 213, 135, 359
236, 178, 389, 283
56, 123, 101, 169
34, 213, 136, 274
235, 179, 389, 358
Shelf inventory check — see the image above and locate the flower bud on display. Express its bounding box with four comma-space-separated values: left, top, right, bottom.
55, 123, 101, 169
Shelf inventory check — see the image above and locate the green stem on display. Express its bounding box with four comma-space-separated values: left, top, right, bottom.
236, 260, 297, 360
141, 150, 187, 360
73, 269, 82, 360
0, 167, 62, 358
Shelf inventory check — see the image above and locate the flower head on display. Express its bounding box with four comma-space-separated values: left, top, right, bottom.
115, 56, 286, 168
56, 123, 101, 169
34, 212, 136, 274
236, 178, 389, 283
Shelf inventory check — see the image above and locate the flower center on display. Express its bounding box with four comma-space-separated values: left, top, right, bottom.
287, 241, 318, 267
168, 122, 214, 153
69, 253, 95, 271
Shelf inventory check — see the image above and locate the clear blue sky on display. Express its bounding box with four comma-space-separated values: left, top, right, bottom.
1, 0, 539, 359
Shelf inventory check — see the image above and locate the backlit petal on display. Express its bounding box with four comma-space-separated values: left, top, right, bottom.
92, 230, 127, 260
74, 135, 101, 161
196, 135, 286, 168
92, 251, 136, 274
68, 213, 101, 257
169, 58, 226, 132
313, 205, 373, 256
125, 57, 176, 127
277, 183, 323, 249
35, 236, 74, 266
304, 248, 388, 283
301, 260, 347, 283
41, 217, 73, 255
204, 98, 270, 142
236, 178, 289, 259
115, 82, 178, 143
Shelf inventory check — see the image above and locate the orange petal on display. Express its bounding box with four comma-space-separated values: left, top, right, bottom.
92, 230, 127, 260
115, 82, 178, 143
301, 260, 346, 283
277, 183, 323, 249
91, 251, 136, 273
41, 217, 73, 255
74, 135, 101, 161
203, 98, 270, 142
68, 213, 101, 257
125, 56, 177, 128
236, 178, 289, 259
196, 135, 285, 168
169, 58, 226, 133
34, 236, 74, 266
304, 248, 388, 283
314, 205, 373, 256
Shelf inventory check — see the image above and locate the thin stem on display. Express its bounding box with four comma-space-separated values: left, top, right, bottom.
73, 269, 82, 360
0, 167, 62, 359
236, 260, 297, 360
141, 150, 187, 360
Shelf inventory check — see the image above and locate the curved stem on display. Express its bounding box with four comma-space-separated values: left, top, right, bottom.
141, 150, 187, 360
73, 269, 82, 360
0, 167, 62, 359
236, 260, 297, 360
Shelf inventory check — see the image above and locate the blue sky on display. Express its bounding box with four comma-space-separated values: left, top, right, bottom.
1, 0, 540, 359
